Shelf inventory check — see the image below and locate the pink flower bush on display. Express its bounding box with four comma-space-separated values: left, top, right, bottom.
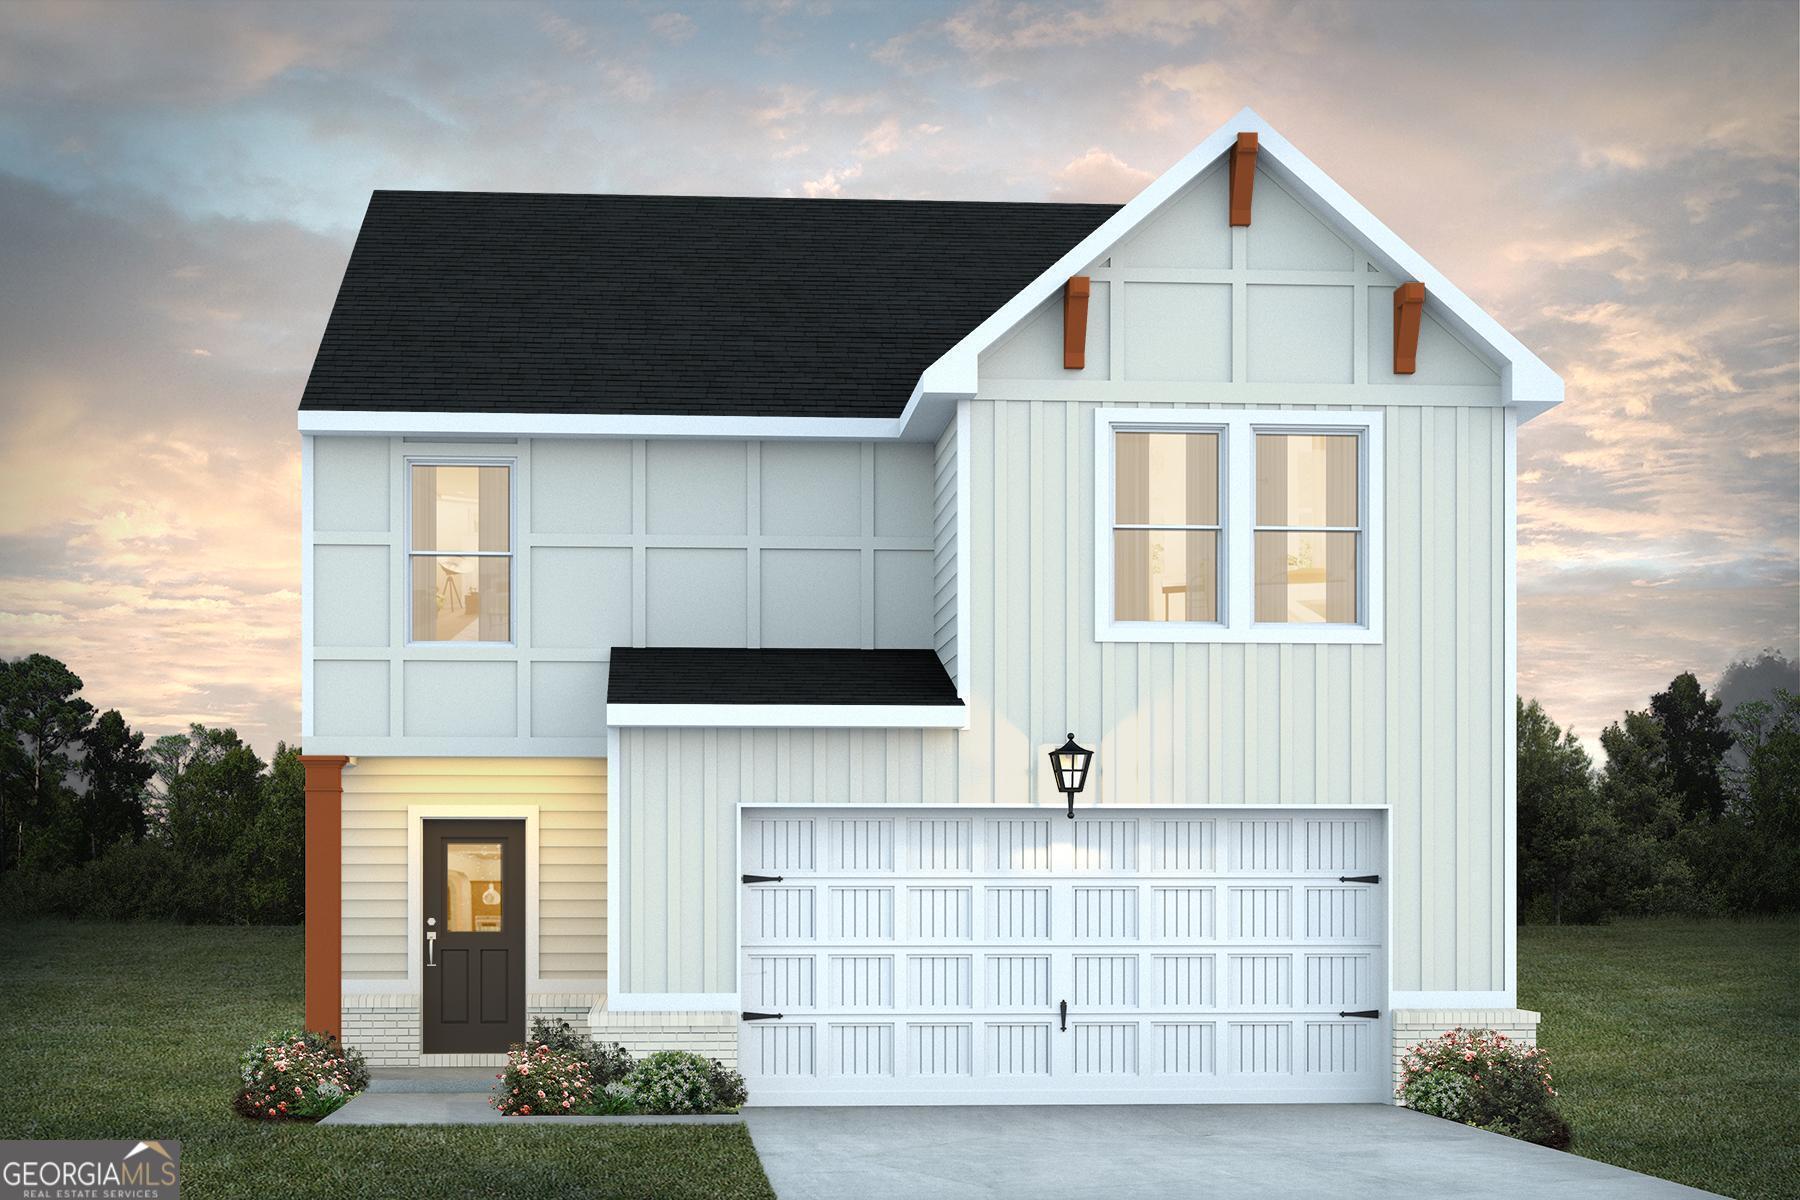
1397, 1027, 1569, 1148
491, 1043, 596, 1117
234, 1029, 369, 1121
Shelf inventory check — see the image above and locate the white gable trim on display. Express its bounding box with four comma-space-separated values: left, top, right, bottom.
916, 107, 1562, 424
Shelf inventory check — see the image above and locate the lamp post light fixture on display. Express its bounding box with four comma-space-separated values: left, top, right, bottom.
1048, 733, 1094, 819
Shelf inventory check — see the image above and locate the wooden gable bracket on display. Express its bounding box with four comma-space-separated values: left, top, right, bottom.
1228, 132, 1258, 226
1393, 281, 1426, 374
1063, 275, 1091, 369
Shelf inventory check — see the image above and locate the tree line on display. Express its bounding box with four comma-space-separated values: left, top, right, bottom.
3, 649, 1796, 926
0, 654, 304, 922
1519, 654, 1799, 923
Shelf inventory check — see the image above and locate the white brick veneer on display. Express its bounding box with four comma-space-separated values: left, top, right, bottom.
1390, 1008, 1542, 1101
339, 991, 604, 1068
341, 993, 421, 1067
588, 1006, 739, 1068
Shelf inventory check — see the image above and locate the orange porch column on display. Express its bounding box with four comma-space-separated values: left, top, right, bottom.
299, 755, 349, 1039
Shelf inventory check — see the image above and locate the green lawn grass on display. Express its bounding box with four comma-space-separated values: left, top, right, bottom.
1519, 916, 1800, 1200
0, 921, 775, 1200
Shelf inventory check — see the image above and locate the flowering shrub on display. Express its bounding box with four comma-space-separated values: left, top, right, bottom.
527, 1017, 635, 1087
625, 1051, 716, 1114
492, 1041, 597, 1116
1397, 1027, 1571, 1148
233, 1030, 368, 1121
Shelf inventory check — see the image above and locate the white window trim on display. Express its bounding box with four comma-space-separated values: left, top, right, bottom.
1093, 408, 1384, 645
404, 455, 518, 648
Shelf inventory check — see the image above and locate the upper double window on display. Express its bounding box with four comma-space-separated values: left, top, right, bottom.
409, 462, 513, 643
1096, 410, 1382, 644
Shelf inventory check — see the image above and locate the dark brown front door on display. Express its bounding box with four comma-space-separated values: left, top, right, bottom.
423, 819, 525, 1054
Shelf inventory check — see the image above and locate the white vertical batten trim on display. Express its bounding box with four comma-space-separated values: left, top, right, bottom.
1502, 407, 1519, 1006
300, 434, 314, 738
606, 724, 621, 1002
955, 398, 972, 696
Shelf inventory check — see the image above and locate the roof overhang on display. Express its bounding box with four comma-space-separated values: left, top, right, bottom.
912, 106, 1563, 426
298, 409, 911, 440
606, 703, 968, 729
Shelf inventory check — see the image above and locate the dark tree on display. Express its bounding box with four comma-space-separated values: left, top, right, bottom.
0, 655, 95, 871
161, 725, 266, 861
1649, 672, 1734, 822
1516, 698, 1617, 923
79, 710, 155, 860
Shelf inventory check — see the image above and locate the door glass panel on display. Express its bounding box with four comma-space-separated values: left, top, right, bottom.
445, 841, 504, 932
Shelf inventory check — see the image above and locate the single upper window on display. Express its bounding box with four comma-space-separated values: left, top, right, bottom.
1112, 431, 1221, 623
409, 462, 513, 643
1254, 433, 1360, 624
1095, 409, 1383, 644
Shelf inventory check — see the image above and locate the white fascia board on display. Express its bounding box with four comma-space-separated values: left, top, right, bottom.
606, 703, 969, 729
914, 107, 1562, 423
299, 409, 911, 441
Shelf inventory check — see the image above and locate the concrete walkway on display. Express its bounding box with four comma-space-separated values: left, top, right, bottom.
318, 1069, 740, 1126
743, 1104, 1719, 1200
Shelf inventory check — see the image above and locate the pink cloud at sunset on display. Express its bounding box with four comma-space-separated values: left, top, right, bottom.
0, 0, 1794, 754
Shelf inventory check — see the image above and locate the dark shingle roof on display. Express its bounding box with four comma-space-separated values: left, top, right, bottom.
299, 191, 1118, 418
607, 648, 961, 707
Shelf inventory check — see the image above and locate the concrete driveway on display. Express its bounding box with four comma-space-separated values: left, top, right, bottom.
743, 1105, 1718, 1200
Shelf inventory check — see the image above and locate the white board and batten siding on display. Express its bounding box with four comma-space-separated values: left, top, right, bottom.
962, 160, 1513, 1003
340, 757, 606, 988
306, 438, 939, 758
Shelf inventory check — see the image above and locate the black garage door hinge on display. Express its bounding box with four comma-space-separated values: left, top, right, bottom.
1338, 1010, 1381, 1019
1338, 875, 1380, 884
741, 874, 784, 884
742, 1011, 783, 1022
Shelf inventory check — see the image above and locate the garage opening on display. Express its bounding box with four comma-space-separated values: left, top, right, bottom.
738, 806, 1389, 1105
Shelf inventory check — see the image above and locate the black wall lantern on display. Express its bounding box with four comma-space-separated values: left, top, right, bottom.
1048, 733, 1094, 819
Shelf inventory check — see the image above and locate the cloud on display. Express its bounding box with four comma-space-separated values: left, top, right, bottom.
801, 162, 863, 197
649, 12, 696, 44
1050, 147, 1152, 201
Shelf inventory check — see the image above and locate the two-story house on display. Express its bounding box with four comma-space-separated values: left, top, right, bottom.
297, 109, 1560, 1104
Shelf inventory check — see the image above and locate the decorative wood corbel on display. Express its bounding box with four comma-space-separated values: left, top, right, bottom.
1393, 281, 1425, 374
1063, 275, 1091, 369
1228, 132, 1259, 226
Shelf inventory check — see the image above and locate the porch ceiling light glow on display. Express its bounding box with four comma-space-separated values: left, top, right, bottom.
1049, 733, 1094, 819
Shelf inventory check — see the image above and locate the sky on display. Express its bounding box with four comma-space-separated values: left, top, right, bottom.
0, 0, 1795, 757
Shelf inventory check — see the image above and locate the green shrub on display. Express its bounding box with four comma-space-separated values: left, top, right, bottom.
233, 1030, 367, 1121
625, 1051, 716, 1114
1397, 1027, 1570, 1148
706, 1058, 748, 1110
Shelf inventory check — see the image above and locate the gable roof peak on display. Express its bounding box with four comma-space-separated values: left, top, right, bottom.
916, 106, 1562, 423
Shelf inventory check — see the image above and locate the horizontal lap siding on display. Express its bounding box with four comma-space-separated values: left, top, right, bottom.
966, 399, 1506, 995
340, 757, 606, 982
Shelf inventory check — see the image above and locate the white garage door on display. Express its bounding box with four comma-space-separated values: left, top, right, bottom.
738, 806, 1388, 1105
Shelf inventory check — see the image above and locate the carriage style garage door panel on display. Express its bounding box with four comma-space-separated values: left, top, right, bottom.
739, 807, 1388, 1105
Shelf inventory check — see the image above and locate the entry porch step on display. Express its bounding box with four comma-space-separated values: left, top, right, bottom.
368, 1067, 500, 1093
